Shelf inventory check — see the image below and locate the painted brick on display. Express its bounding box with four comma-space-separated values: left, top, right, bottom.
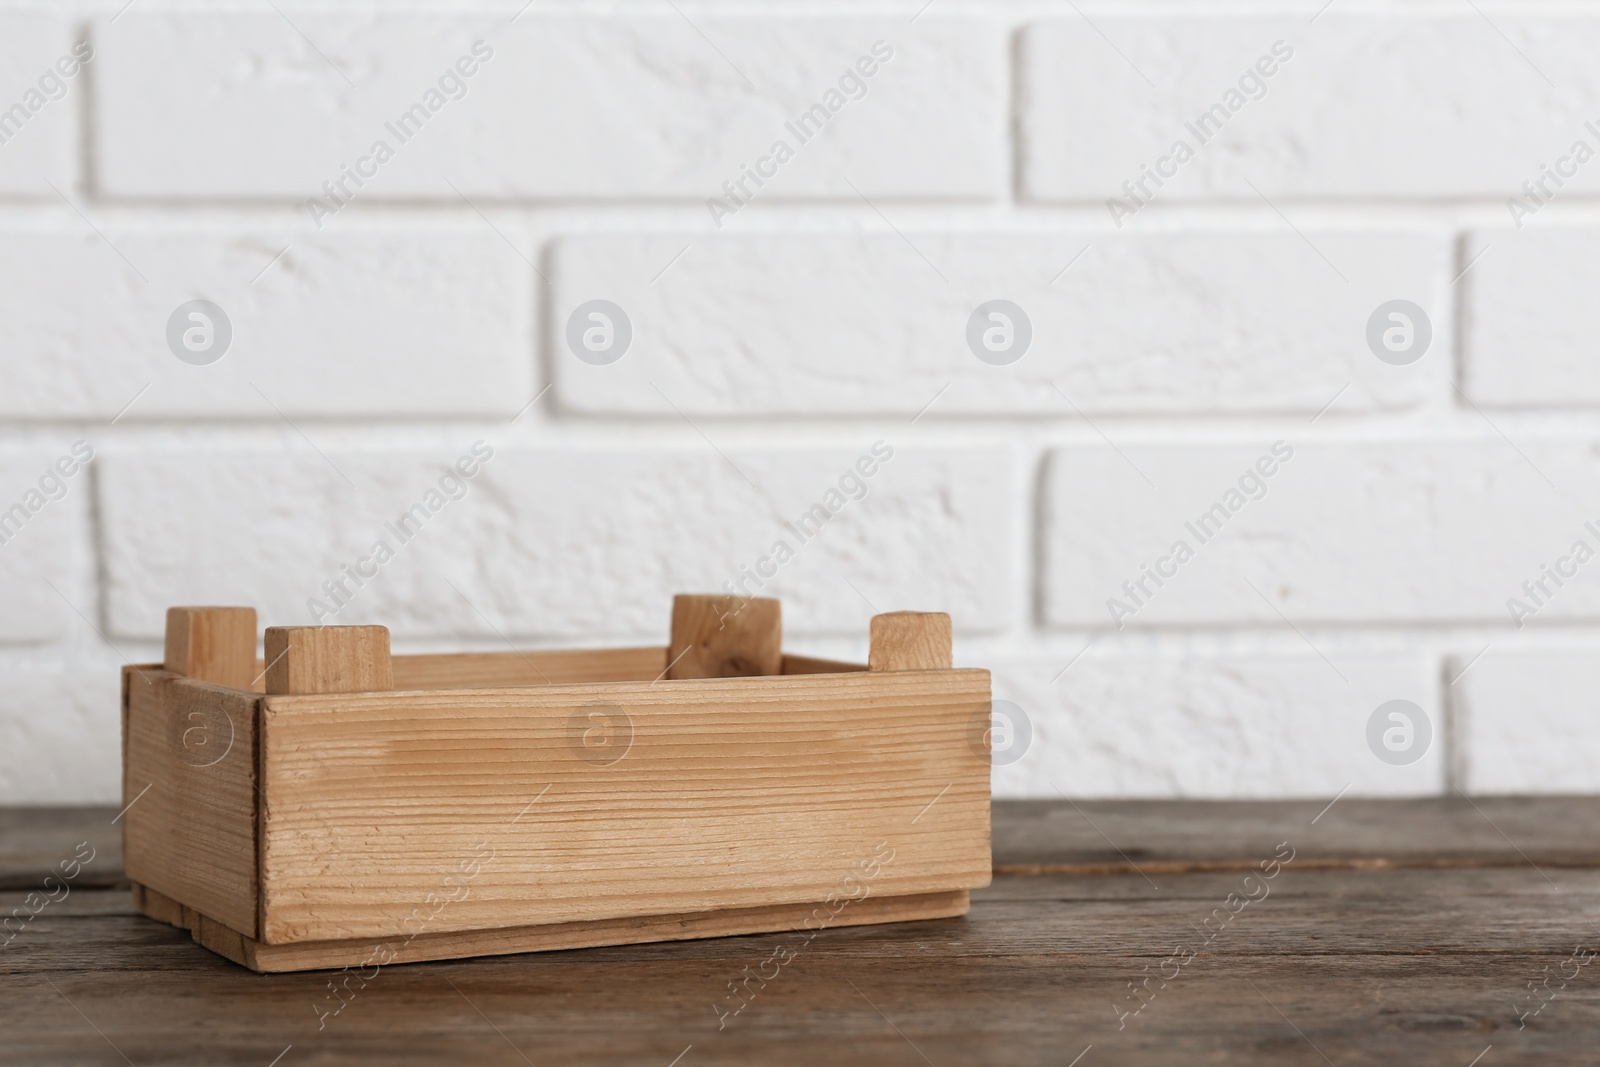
0, 656, 124, 804
1044, 441, 1600, 628
1020, 16, 1600, 203
1462, 229, 1600, 408
551, 232, 1447, 416
990, 652, 1441, 798
1455, 650, 1600, 794
96, 13, 1003, 202
0, 446, 94, 645
0, 226, 531, 419
0, 15, 82, 196
100, 443, 1013, 641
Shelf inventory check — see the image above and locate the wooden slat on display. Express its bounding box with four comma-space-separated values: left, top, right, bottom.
990, 796, 1600, 874
781, 653, 868, 675
130, 881, 188, 927
389, 647, 669, 690
667, 594, 782, 679
869, 612, 952, 671
0, 806, 122, 890
193, 891, 968, 973
120, 668, 259, 937
257, 669, 991, 944
9, 866, 1600, 1064
163, 607, 257, 689
264, 625, 392, 695
21, 798, 1600, 889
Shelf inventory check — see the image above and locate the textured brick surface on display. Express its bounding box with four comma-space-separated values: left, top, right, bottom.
0, 15, 81, 196
990, 653, 1442, 798
100, 444, 1013, 641
4, 3, 1599, 800
1020, 16, 1600, 202
0, 446, 94, 645
0, 656, 123, 804
96, 13, 1004, 201
0, 227, 532, 419
1043, 442, 1600, 628
1462, 230, 1600, 408
1454, 650, 1600, 795
551, 233, 1447, 415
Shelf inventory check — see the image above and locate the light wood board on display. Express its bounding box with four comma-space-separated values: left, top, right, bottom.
258, 669, 992, 945
132, 880, 967, 973
121, 667, 260, 937
389, 646, 670, 690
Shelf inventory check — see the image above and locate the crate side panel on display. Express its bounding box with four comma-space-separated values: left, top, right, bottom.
389, 646, 669, 690
259, 669, 990, 944
123, 670, 259, 936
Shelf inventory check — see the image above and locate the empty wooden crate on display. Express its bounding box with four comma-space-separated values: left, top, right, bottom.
121, 596, 993, 972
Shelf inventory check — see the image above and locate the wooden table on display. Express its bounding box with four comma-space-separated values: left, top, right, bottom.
5, 798, 1598, 1065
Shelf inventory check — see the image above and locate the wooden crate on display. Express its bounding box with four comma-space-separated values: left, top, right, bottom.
121, 596, 992, 972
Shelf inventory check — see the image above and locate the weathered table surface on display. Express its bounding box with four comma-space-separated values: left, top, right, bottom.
4, 797, 1599, 1065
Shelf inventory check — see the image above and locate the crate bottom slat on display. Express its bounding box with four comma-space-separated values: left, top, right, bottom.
132, 882, 971, 974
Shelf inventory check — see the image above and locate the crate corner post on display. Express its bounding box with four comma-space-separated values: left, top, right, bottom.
868, 611, 953, 672
263, 623, 394, 695
667, 593, 782, 679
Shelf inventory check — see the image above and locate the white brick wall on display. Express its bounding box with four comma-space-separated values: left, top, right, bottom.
0, 14, 79, 195
0, 226, 532, 418
991, 653, 1441, 799
99, 444, 1013, 639
4, 0, 1600, 803
97, 13, 1005, 200
1453, 650, 1600, 794
552, 232, 1447, 415
1461, 229, 1600, 408
1019, 15, 1600, 201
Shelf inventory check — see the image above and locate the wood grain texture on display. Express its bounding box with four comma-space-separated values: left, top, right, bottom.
25, 797, 1600, 891
130, 881, 188, 927
390, 647, 669, 690
6, 854, 1600, 1065
990, 797, 1600, 873
264, 625, 392, 695
667, 595, 782, 679
120, 668, 259, 937
160, 889, 967, 972
869, 612, 953, 671
162, 607, 258, 689
780, 654, 868, 675
0, 806, 122, 890
257, 669, 992, 945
